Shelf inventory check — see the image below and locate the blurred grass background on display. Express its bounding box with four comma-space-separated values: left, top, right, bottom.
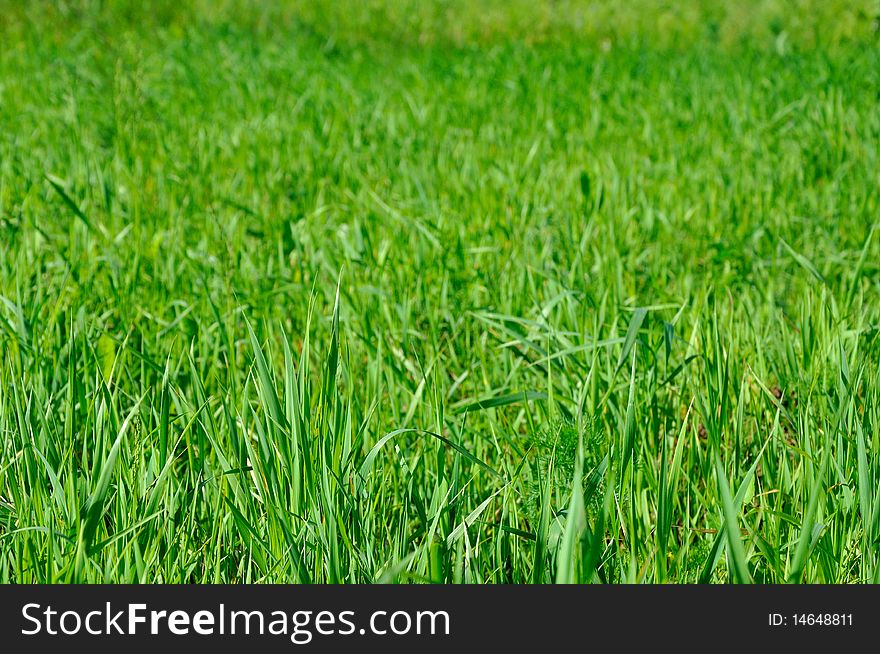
3, 0, 879, 50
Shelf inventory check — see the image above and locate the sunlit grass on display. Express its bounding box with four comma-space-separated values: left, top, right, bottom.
1, 1, 879, 583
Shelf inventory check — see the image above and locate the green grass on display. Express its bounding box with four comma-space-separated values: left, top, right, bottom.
1, 0, 879, 583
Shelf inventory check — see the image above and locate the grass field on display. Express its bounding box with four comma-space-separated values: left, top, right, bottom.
1, 0, 879, 583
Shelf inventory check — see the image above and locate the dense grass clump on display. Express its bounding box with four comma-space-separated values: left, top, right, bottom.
1, 1, 879, 583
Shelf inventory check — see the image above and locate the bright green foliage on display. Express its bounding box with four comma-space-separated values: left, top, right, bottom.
1, 1, 879, 583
